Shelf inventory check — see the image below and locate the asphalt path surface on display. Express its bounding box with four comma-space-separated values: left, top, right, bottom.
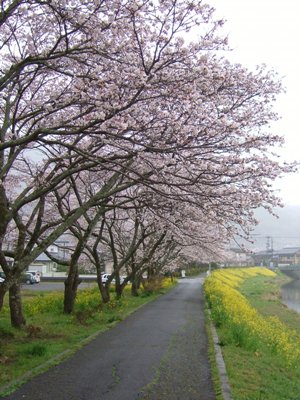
4, 277, 216, 400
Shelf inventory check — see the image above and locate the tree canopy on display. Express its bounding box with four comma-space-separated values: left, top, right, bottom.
0, 0, 294, 326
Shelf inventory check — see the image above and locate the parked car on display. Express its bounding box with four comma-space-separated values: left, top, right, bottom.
0, 271, 40, 284
27, 271, 41, 283
101, 273, 111, 283
100, 274, 127, 284
21, 272, 36, 285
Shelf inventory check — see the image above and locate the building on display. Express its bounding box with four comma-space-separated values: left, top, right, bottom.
29, 241, 71, 275
254, 247, 300, 267
222, 248, 255, 267
273, 247, 300, 266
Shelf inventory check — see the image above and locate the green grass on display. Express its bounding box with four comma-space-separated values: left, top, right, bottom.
240, 273, 300, 333
0, 280, 176, 396
222, 344, 300, 400
210, 271, 300, 400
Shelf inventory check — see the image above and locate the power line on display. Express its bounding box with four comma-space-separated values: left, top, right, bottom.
250, 235, 300, 239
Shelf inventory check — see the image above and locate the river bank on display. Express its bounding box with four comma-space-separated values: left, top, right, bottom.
241, 271, 300, 333
205, 268, 300, 400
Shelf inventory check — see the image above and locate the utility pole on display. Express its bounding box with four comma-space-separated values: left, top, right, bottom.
266, 236, 274, 269
266, 236, 273, 254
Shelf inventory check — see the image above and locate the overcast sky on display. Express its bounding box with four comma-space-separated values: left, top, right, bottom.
208, 0, 300, 205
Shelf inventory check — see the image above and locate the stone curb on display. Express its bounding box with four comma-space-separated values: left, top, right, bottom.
208, 312, 233, 400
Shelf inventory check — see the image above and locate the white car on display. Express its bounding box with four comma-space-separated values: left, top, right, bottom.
101, 273, 111, 283
101, 274, 127, 284
0, 277, 4, 283
27, 271, 41, 283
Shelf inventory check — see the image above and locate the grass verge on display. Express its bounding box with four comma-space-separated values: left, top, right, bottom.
205, 268, 300, 400
0, 278, 176, 396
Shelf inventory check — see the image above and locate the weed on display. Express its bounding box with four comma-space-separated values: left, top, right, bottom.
140, 291, 152, 298
112, 365, 120, 385
26, 325, 42, 338
142, 276, 164, 294
22, 344, 47, 357
107, 315, 122, 324
0, 326, 14, 339
0, 355, 11, 365
73, 309, 96, 325
221, 324, 258, 351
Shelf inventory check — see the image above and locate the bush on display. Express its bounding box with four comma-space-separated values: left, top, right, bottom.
142, 276, 164, 294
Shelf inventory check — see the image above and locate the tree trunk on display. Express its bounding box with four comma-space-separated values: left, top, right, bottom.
64, 270, 80, 314
131, 271, 140, 296
9, 283, 26, 328
115, 274, 125, 299
131, 279, 139, 296
147, 267, 154, 278
115, 285, 121, 299
0, 282, 8, 311
94, 256, 110, 303
98, 283, 110, 303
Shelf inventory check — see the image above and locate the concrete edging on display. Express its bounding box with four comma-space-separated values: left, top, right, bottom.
208, 311, 233, 400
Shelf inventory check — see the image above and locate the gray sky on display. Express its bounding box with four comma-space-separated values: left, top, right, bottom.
208, 0, 300, 205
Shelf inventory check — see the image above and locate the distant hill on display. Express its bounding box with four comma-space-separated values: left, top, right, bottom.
239, 206, 300, 251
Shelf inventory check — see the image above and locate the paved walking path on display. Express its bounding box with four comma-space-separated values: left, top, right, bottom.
3, 277, 216, 400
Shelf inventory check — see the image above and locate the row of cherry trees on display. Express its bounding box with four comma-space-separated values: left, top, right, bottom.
0, 0, 293, 327
42, 175, 229, 313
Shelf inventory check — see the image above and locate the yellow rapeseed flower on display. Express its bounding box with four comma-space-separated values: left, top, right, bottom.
204, 267, 300, 365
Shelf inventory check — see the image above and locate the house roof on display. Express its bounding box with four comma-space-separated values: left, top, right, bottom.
34, 253, 51, 261
229, 248, 252, 255
273, 248, 300, 256
255, 247, 300, 257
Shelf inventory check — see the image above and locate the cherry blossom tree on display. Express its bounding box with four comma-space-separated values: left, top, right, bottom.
46, 171, 122, 312
85, 185, 231, 297
0, 0, 295, 327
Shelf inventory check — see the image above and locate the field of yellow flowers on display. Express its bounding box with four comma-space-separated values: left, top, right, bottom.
204, 267, 300, 366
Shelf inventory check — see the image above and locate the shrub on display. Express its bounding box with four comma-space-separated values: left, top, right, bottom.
142, 276, 164, 294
